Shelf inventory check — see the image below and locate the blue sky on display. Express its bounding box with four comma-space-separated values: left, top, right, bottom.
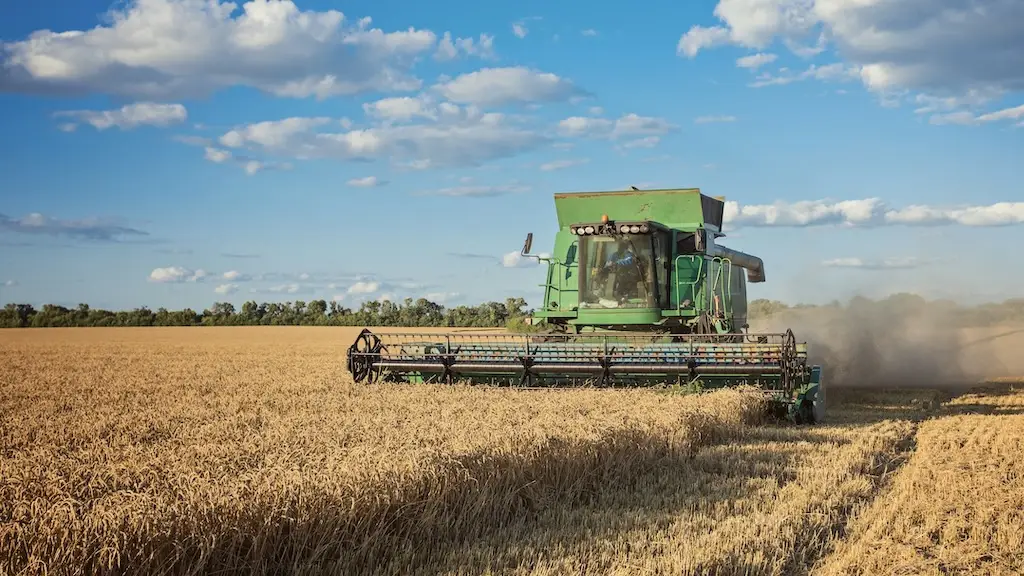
1, 0, 1022, 311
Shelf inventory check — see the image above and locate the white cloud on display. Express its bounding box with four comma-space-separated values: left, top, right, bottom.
222, 270, 251, 281
677, 25, 730, 58
2, 280, 16, 287
0, 0, 439, 100
749, 62, 859, 88
362, 95, 436, 122
512, 22, 528, 39
52, 102, 187, 131
694, 115, 736, 124
927, 103, 1024, 127
678, 0, 1024, 102
723, 198, 1024, 230
539, 158, 589, 171
347, 280, 380, 294
434, 32, 495, 61
220, 117, 333, 148
207, 107, 548, 169
347, 175, 386, 187
204, 147, 232, 163
214, 283, 239, 294
148, 266, 208, 283
821, 257, 926, 270
736, 52, 776, 70
433, 66, 583, 107
581, 29, 598, 37
557, 113, 676, 140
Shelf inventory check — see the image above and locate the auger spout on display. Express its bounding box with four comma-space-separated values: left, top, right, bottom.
708, 243, 766, 283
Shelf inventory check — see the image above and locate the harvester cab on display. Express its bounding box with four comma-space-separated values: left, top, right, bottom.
346, 187, 825, 425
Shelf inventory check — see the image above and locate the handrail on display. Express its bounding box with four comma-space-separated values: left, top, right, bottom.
540, 254, 578, 308
673, 255, 704, 312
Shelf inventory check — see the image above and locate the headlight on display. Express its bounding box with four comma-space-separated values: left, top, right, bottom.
619, 225, 630, 233
570, 227, 577, 235
629, 225, 640, 233
639, 223, 649, 233
584, 226, 595, 234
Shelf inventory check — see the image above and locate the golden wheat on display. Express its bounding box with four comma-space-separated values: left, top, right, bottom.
2, 327, 1022, 576
0, 327, 764, 576
812, 385, 1024, 576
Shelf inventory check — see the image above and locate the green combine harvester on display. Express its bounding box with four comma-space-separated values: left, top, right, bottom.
347, 187, 825, 424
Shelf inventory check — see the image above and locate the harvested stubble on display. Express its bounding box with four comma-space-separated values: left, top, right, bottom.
812, 384, 1024, 576
420, 403, 919, 575
0, 328, 768, 576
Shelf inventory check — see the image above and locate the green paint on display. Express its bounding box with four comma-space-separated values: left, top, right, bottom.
532, 187, 744, 335
346, 186, 827, 426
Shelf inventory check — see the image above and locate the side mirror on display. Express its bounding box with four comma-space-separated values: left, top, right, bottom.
522, 232, 533, 255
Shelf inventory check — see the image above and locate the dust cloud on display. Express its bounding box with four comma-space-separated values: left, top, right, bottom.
750, 298, 1014, 390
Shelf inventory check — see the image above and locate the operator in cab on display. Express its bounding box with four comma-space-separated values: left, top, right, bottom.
596, 236, 645, 302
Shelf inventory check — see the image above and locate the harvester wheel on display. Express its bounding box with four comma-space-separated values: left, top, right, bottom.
347, 329, 384, 384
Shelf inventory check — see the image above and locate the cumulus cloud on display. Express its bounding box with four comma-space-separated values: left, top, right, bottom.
736, 52, 776, 70
0, 212, 148, 242
678, 0, 1024, 104
222, 270, 251, 281
749, 62, 860, 88
0, 0, 438, 100
723, 198, 1024, 230
177, 136, 294, 174
347, 280, 380, 294
149, 266, 208, 283
821, 257, 927, 270
208, 106, 548, 169
361, 95, 437, 122
214, 283, 239, 294
926, 103, 1024, 127
432, 66, 583, 107
434, 32, 495, 61
511, 22, 528, 39
347, 175, 387, 187
53, 102, 187, 131
556, 113, 677, 140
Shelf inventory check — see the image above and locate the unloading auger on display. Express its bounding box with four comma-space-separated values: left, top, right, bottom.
346, 187, 825, 424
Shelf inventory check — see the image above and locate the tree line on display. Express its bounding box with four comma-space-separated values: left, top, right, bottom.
0, 298, 534, 328
1, 293, 1022, 328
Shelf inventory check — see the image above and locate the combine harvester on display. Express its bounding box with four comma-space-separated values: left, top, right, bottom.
347, 187, 825, 424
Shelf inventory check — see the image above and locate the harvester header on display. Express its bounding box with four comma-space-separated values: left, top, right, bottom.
347, 186, 825, 424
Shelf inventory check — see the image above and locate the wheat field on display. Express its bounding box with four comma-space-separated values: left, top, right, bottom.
1, 327, 1023, 576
